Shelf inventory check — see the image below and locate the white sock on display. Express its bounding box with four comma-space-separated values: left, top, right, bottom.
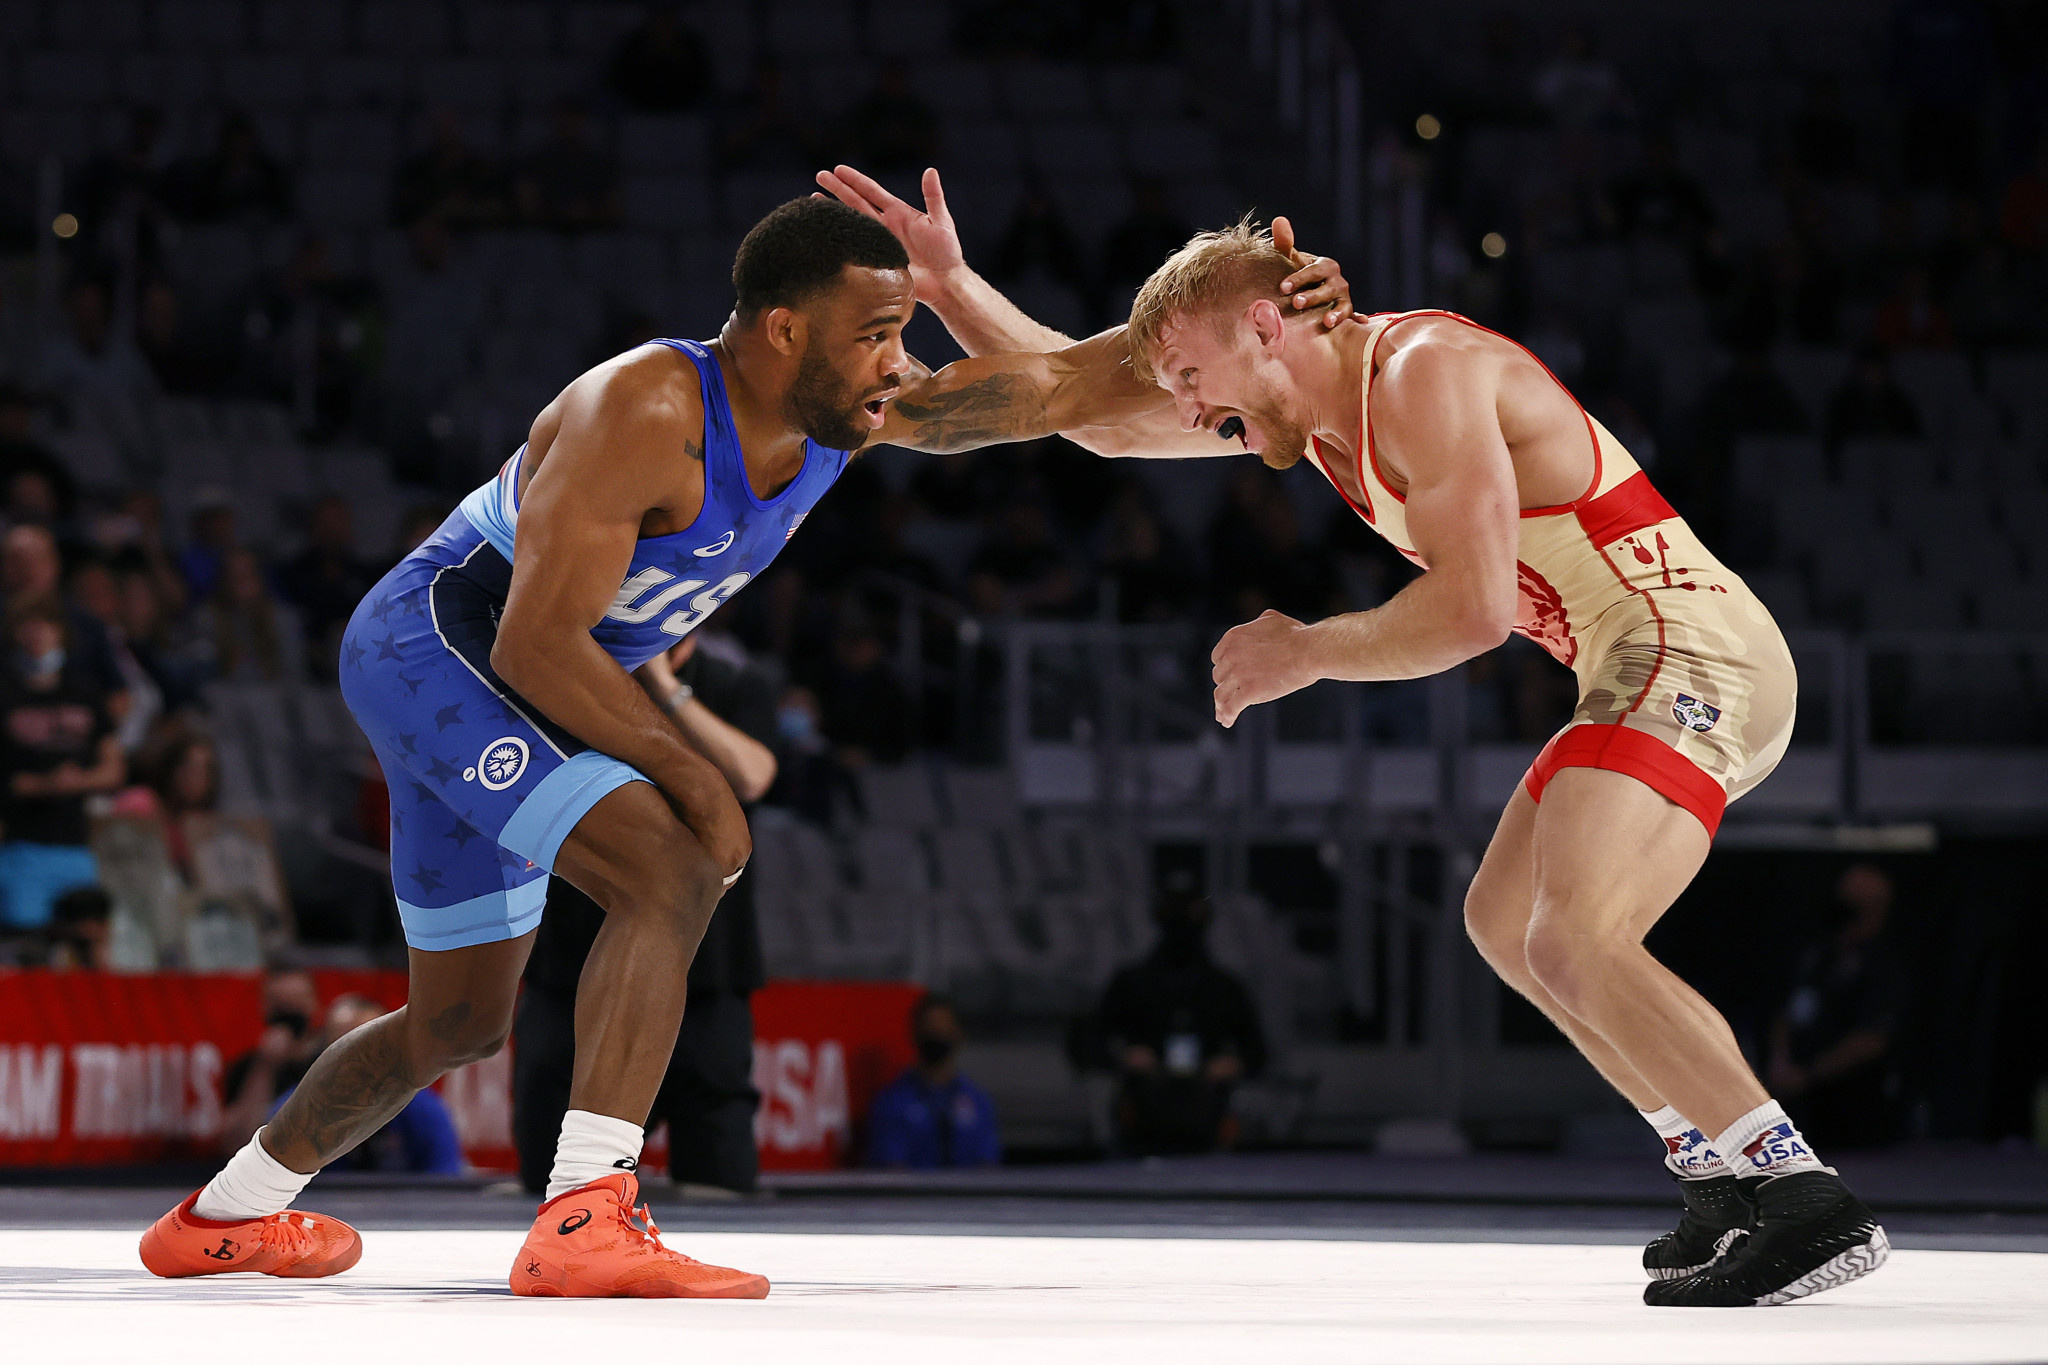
1714, 1100, 1828, 1180
546, 1109, 644, 1201
1639, 1105, 1734, 1180
192, 1127, 316, 1221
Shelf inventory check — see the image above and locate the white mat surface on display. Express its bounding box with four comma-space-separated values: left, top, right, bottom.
4, 1229, 2043, 1364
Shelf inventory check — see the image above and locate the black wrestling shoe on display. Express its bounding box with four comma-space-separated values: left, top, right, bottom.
1643, 1173, 1754, 1280
1644, 1168, 1889, 1307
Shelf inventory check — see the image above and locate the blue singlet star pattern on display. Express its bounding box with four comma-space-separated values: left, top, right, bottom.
339, 339, 853, 950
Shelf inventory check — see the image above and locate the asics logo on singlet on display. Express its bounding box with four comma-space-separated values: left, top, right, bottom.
606, 569, 752, 637
693, 530, 735, 558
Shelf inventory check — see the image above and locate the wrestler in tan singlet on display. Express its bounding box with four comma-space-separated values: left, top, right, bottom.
1306, 311, 1797, 834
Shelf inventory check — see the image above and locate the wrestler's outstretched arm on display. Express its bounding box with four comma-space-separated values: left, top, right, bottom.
818, 164, 1352, 459
1208, 338, 1521, 726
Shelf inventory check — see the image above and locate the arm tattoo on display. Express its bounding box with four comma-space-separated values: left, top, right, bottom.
888, 372, 1050, 453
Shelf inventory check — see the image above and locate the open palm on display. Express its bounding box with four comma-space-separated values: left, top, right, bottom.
815, 164, 963, 298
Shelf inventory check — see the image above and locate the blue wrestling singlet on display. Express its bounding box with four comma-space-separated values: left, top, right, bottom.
339, 339, 853, 951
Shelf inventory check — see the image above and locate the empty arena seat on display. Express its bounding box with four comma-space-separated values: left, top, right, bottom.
1740, 570, 1812, 628
868, 0, 954, 58
913, 61, 1002, 118
856, 765, 942, 828
999, 62, 1096, 117
1126, 119, 1221, 178
1861, 582, 1966, 631
763, 0, 862, 58
49, 0, 149, 49
158, 0, 248, 51
619, 114, 710, 172
317, 54, 407, 106
116, 50, 216, 105
457, 0, 556, 55
559, 1, 643, 58
623, 172, 712, 232
216, 53, 309, 108
358, 0, 452, 56
254, 0, 351, 54
416, 56, 506, 109
298, 168, 388, 228
1024, 121, 1122, 178
19, 52, 114, 106
1732, 436, 1826, 495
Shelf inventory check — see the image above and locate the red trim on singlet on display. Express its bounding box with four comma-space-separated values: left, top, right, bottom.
1360, 310, 1604, 516
1522, 723, 1727, 837
1576, 471, 1678, 547
1310, 435, 1374, 524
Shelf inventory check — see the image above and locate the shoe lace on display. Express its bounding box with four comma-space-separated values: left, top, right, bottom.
618, 1200, 703, 1266
258, 1214, 314, 1257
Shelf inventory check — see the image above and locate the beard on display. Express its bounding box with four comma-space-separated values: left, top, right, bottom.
786, 342, 872, 452
1239, 378, 1308, 470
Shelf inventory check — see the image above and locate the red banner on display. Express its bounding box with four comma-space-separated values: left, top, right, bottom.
0, 972, 922, 1173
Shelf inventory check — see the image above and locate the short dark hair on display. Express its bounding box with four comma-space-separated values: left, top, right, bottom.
731, 197, 909, 319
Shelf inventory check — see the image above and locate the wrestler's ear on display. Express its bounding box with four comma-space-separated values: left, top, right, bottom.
762, 305, 806, 358
1248, 297, 1287, 353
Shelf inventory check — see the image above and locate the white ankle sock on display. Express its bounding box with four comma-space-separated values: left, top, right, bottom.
1714, 1100, 1827, 1180
546, 1109, 644, 1201
193, 1127, 316, 1221
1639, 1105, 1734, 1180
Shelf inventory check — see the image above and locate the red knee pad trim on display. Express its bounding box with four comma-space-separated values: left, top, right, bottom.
1522, 723, 1727, 836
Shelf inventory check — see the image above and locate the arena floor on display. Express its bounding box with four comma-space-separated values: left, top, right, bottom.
5, 1180, 2045, 1365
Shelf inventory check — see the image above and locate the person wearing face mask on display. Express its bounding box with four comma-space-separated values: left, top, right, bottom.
1096, 876, 1268, 1155
0, 594, 125, 932
513, 629, 781, 1197
217, 969, 327, 1152
865, 994, 1001, 1170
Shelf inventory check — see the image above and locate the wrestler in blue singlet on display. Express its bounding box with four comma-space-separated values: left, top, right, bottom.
339, 339, 852, 951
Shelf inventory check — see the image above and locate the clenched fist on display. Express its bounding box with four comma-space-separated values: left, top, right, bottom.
1210, 609, 1319, 727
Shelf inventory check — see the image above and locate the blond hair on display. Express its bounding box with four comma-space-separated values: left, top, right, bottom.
1126, 216, 1322, 383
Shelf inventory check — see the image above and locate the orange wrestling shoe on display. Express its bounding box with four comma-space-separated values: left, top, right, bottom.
510, 1172, 769, 1299
140, 1192, 363, 1279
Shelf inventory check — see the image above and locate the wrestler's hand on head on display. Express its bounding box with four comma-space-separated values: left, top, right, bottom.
1210, 609, 1320, 727
816, 164, 963, 302
1273, 216, 1354, 330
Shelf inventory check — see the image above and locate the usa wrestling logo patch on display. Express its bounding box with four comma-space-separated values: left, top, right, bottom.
473, 736, 530, 790
1673, 694, 1720, 733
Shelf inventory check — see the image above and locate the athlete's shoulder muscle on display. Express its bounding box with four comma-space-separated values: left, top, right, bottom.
523, 344, 707, 530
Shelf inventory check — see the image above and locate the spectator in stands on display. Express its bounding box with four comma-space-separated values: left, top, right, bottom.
68, 559, 160, 751
5, 471, 65, 537
218, 967, 325, 1151
1873, 268, 1956, 350
199, 548, 303, 685
237, 236, 380, 436
39, 274, 161, 474
0, 595, 125, 932
1096, 877, 1267, 1155
866, 994, 1002, 1170
816, 624, 910, 767
392, 110, 509, 233
987, 186, 1091, 303
3, 524, 125, 699
1098, 494, 1194, 624
1767, 864, 1908, 1147
845, 60, 941, 173
169, 110, 292, 224
1789, 74, 1862, 184
277, 496, 376, 682
515, 100, 622, 233
717, 56, 820, 172
967, 501, 1081, 619
763, 683, 840, 822
177, 494, 239, 603
99, 490, 189, 620
1530, 23, 1630, 129
1822, 343, 1924, 455
278, 994, 464, 1174
0, 384, 76, 522
515, 631, 777, 1195
40, 886, 113, 971
73, 107, 172, 272
115, 563, 202, 715
109, 728, 222, 882
1606, 130, 1714, 244
1101, 178, 1195, 301
606, 3, 711, 113
137, 279, 223, 397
